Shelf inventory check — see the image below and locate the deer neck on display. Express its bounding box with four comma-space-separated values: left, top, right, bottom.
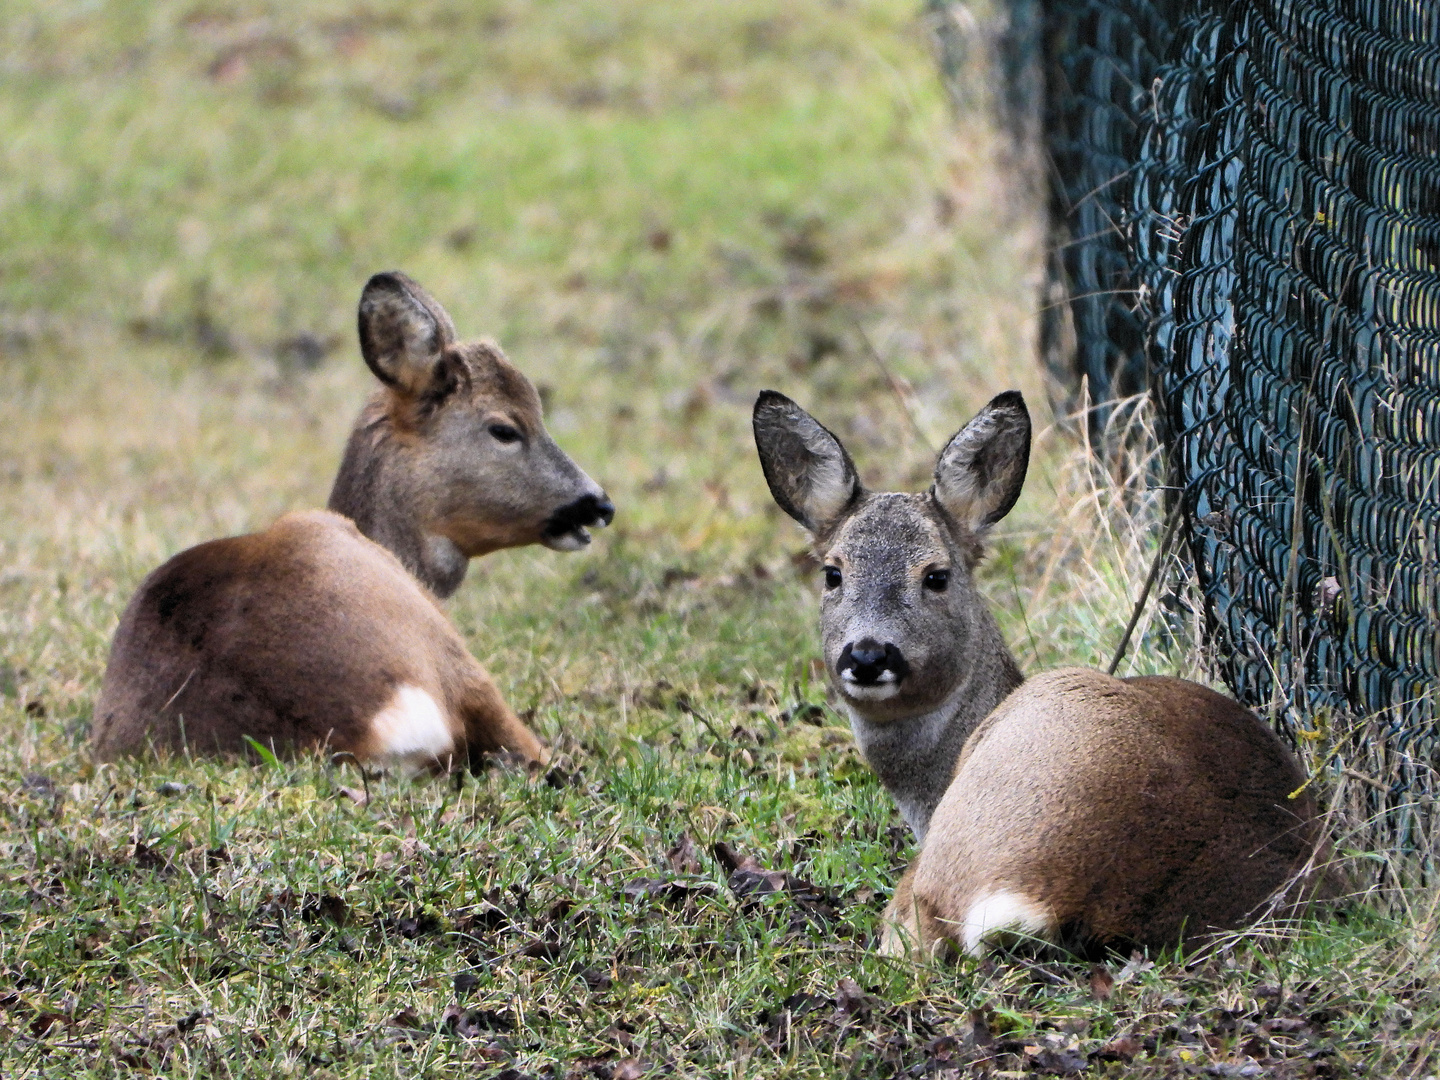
844, 613, 1023, 846
327, 407, 468, 599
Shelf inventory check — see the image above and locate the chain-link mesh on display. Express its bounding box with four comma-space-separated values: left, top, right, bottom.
1037, 0, 1186, 424
1005, 0, 1440, 835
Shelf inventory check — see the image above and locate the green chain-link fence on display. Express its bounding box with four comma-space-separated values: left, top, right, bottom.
936, 0, 1440, 847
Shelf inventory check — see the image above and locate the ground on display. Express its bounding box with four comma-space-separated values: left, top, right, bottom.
0, 2, 1436, 1077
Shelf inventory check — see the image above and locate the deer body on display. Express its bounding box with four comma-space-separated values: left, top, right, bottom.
93, 273, 612, 767
753, 390, 1330, 957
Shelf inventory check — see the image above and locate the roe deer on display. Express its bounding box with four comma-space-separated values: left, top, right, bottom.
753, 389, 1332, 957
93, 272, 613, 768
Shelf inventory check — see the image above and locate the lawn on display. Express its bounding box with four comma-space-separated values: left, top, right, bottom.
1, 1, 1436, 1076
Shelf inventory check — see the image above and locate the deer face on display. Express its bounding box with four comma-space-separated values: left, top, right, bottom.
413, 340, 613, 557
753, 391, 1030, 722
352, 272, 613, 561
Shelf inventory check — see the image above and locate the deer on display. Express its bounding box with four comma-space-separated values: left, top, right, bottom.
753, 388, 1335, 958
92, 272, 613, 771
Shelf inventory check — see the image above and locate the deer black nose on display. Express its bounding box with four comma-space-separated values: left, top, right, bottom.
850, 639, 887, 668
838, 637, 909, 686
544, 492, 615, 538
587, 493, 616, 527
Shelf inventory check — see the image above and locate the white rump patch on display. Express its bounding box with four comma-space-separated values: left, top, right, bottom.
960, 890, 1055, 956
370, 685, 454, 767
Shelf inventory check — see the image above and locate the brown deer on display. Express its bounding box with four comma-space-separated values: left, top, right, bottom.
92, 272, 613, 769
753, 389, 1334, 957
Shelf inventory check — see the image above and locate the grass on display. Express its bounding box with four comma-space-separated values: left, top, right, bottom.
1, 1, 1437, 1076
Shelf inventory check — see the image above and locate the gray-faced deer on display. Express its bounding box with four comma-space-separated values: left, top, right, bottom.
753, 389, 1333, 958
92, 272, 613, 769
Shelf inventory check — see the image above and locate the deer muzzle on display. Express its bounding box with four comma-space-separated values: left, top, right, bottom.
541, 492, 615, 551
837, 637, 910, 698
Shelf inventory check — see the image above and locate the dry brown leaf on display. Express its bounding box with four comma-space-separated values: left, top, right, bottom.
1088, 963, 1114, 1001
666, 833, 702, 875
1092, 1034, 1142, 1063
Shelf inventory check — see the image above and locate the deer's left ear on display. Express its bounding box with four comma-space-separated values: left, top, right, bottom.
932, 391, 1030, 532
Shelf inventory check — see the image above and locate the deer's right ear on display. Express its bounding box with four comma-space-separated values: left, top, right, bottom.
753, 391, 861, 532
357, 272, 460, 398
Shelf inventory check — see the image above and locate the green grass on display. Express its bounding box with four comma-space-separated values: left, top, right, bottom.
1, 1, 1437, 1076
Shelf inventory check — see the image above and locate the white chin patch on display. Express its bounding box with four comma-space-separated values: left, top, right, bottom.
959, 890, 1056, 956
370, 685, 455, 770
542, 527, 591, 552
842, 682, 902, 701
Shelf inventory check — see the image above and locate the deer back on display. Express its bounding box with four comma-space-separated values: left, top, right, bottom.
93, 511, 542, 765
895, 669, 1329, 955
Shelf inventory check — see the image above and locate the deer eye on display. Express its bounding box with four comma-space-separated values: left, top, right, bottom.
823, 566, 842, 590
488, 423, 522, 445
923, 569, 950, 593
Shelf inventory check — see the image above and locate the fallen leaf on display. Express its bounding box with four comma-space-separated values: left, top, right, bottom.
713, 842, 840, 931
666, 833, 702, 875
1261, 1016, 1310, 1034
518, 936, 563, 961
832, 977, 871, 1020
581, 967, 613, 991
713, 842, 803, 896
300, 893, 349, 925
132, 842, 172, 874
1088, 963, 1114, 1001
620, 876, 717, 908
454, 902, 507, 936
1115, 952, 1154, 984
970, 1008, 993, 1048
782, 704, 826, 725
611, 1058, 646, 1080
28, 1012, 68, 1037
1091, 1034, 1142, 1063
920, 1033, 963, 1068
441, 1004, 514, 1038
1027, 1046, 1088, 1075
381, 907, 443, 939
544, 765, 580, 789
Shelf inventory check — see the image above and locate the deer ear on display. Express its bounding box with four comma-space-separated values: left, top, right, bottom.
357, 272, 459, 398
753, 391, 862, 532
932, 391, 1030, 532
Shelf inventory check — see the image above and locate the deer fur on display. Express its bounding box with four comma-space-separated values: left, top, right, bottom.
753, 389, 1333, 957
92, 272, 612, 767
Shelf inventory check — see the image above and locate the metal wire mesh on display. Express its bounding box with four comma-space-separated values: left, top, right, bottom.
1022, 0, 1440, 826
1037, 0, 1186, 423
